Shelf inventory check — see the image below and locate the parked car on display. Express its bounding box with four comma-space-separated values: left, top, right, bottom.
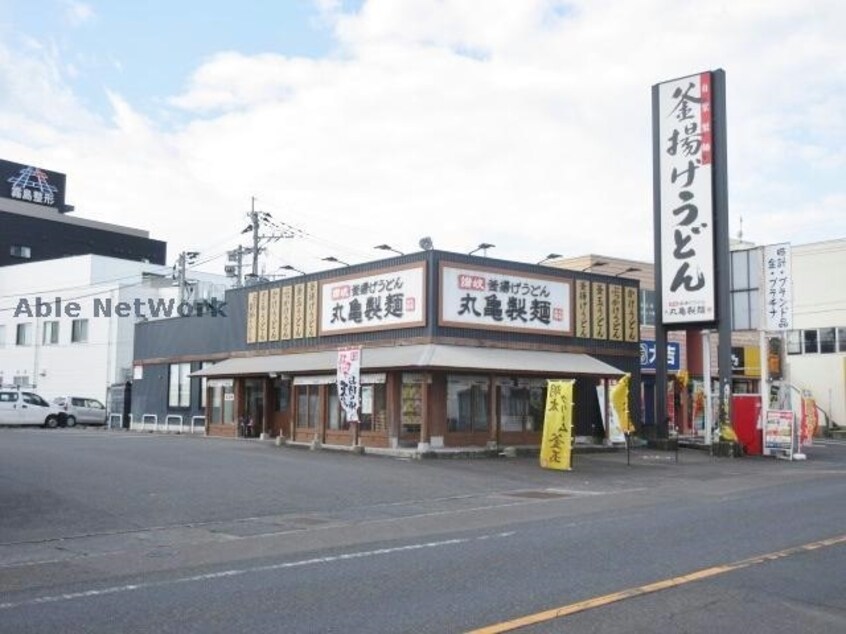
0, 388, 66, 428
51, 396, 108, 427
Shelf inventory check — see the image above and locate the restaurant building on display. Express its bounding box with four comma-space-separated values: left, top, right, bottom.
131, 250, 640, 451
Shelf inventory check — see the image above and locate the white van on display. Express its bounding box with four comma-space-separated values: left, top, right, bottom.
0, 388, 66, 427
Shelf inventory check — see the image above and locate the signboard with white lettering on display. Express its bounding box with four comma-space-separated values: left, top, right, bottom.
439, 263, 572, 335
639, 340, 680, 371
319, 263, 426, 335
656, 72, 716, 324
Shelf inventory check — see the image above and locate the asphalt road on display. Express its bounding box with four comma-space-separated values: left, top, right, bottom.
1, 428, 845, 633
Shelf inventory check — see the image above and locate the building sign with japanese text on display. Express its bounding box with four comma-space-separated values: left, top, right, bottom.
656, 71, 717, 324
624, 287, 639, 342
439, 264, 572, 335
609, 284, 623, 341
763, 243, 792, 331
246, 292, 258, 344
319, 263, 426, 335
540, 380, 574, 471
639, 340, 681, 371
1, 158, 67, 210
575, 280, 591, 338
337, 347, 362, 423
591, 282, 607, 339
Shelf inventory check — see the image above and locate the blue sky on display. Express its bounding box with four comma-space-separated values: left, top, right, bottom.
0, 1, 843, 274
3, 1, 340, 120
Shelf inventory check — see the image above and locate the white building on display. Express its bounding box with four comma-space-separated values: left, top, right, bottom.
782, 239, 846, 428
0, 254, 228, 403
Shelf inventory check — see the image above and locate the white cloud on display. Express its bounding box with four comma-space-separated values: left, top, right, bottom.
63, 1, 95, 27
1, 0, 844, 274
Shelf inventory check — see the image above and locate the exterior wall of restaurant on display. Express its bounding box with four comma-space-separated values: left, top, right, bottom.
132, 250, 641, 447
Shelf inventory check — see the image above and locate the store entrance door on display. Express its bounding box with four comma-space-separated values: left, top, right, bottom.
241, 379, 265, 438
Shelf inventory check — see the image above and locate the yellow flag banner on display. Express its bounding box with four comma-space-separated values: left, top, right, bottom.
610, 374, 636, 435
540, 380, 574, 471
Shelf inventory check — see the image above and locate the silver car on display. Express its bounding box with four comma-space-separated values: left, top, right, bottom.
52, 396, 108, 427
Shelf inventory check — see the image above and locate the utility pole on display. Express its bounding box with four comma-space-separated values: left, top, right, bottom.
250, 196, 260, 279
175, 251, 199, 304
235, 196, 305, 286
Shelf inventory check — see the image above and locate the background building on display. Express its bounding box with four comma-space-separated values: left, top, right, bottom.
0, 254, 228, 404
1, 158, 166, 268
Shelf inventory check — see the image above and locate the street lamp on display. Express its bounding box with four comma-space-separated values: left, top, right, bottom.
323, 256, 350, 267
374, 244, 405, 256
469, 242, 495, 256
280, 264, 306, 275
581, 261, 608, 272
537, 253, 562, 265
613, 266, 642, 278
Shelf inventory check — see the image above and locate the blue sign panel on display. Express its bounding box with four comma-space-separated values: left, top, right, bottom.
640, 340, 680, 371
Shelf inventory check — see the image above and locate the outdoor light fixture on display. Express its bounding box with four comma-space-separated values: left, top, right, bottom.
469, 242, 495, 256
613, 266, 642, 278
580, 261, 608, 272
322, 256, 350, 267
280, 264, 306, 275
537, 253, 562, 265
374, 244, 405, 256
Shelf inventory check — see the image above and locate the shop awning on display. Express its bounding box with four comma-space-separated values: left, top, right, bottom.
190, 344, 625, 378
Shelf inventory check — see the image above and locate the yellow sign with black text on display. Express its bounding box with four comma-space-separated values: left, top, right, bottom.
540, 380, 574, 471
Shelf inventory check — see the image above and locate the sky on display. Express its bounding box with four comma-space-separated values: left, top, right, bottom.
1, 0, 844, 277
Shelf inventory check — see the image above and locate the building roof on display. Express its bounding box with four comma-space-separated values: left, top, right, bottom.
191, 344, 625, 378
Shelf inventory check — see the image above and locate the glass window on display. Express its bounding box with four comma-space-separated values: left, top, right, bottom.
42, 321, 59, 345
327, 384, 349, 431
296, 385, 319, 428
803, 330, 818, 354
787, 330, 802, 355
731, 292, 750, 330
210, 385, 223, 423
838, 328, 846, 353
71, 319, 88, 343
499, 379, 546, 433
208, 382, 234, 424
0, 325, 6, 347
10, 245, 31, 259
195, 362, 213, 408
447, 375, 489, 433
168, 363, 191, 408
401, 379, 423, 436
16, 323, 32, 346
731, 250, 749, 290
359, 384, 387, 432
274, 381, 290, 412
819, 328, 836, 353
22, 392, 48, 406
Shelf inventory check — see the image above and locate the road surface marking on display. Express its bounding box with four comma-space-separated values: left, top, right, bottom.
0, 531, 515, 611
467, 533, 846, 633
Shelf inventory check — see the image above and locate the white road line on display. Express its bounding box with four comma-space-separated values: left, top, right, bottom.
0, 531, 515, 611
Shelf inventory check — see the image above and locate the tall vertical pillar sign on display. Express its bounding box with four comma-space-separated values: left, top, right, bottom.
652, 70, 730, 439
